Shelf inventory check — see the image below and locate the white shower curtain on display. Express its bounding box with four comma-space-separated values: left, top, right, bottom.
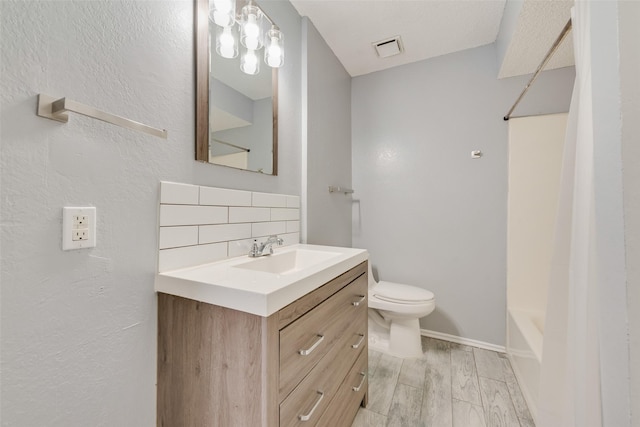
537, 2, 603, 426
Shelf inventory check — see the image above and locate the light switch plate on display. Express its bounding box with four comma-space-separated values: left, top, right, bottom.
62, 207, 96, 250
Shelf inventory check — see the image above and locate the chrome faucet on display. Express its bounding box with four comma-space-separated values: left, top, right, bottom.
249, 235, 284, 257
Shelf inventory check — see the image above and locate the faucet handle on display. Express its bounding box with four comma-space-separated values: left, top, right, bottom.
269, 235, 284, 245
249, 239, 260, 257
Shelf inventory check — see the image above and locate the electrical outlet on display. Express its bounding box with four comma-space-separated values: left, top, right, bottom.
63, 207, 96, 250
73, 215, 88, 229
72, 229, 89, 241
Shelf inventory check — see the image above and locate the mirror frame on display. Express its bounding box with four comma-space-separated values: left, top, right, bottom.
195, 0, 279, 175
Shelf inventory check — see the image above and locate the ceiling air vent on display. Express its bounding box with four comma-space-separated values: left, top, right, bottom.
373, 36, 404, 58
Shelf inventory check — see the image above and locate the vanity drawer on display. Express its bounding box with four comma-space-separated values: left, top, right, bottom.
279, 312, 367, 427
279, 274, 367, 399
316, 347, 368, 427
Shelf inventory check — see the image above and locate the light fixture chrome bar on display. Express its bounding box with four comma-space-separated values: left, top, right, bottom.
329, 186, 354, 195
237, 0, 277, 28
37, 94, 168, 139
503, 19, 572, 121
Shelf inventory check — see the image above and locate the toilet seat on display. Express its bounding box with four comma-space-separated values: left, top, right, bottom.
373, 281, 434, 304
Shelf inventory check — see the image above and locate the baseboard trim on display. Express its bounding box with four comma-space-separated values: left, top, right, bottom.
420, 329, 506, 353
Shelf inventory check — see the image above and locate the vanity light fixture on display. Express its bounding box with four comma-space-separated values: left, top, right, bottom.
240, 47, 260, 75
216, 25, 238, 58
240, 3, 263, 50
210, 0, 236, 27
210, 0, 284, 74
264, 26, 284, 68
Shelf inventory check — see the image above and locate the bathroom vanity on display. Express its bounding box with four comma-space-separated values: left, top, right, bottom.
156, 245, 368, 426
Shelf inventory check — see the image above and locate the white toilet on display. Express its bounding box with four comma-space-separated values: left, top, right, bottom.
367, 263, 436, 358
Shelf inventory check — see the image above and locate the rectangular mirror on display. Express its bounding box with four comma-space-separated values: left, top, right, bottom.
195, 0, 278, 175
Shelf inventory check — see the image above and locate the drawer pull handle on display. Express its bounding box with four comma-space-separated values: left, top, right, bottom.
351, 333, 365, 349
352, 295, 366, 306
299, 334, 325, 356
352, 372, 367, 392
298, 390, 324, 421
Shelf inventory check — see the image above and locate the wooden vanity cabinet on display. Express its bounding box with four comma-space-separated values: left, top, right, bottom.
157, 261, 368, 427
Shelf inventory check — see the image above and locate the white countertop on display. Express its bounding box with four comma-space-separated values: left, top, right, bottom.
154, 244, 369, 317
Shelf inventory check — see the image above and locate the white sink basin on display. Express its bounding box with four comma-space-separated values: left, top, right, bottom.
234, 249, 339, 275
155, 244, 368, 317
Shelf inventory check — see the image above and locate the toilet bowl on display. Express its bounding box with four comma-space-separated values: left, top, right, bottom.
367, 263, 435, 358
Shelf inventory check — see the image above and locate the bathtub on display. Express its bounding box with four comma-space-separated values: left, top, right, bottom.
507, 309, 544, 423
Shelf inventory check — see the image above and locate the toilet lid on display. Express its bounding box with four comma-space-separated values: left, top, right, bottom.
373, 281, 435, 304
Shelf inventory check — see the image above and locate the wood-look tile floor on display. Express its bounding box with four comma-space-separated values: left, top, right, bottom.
351, 337, 535, 427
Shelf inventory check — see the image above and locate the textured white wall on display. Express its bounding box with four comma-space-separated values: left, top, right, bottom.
352, 44, 574, 346
301, 17, 352, 247
0, 1, 301, 425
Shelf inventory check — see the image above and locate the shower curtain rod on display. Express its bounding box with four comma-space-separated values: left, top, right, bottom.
503, 18, 573, 121
212, 138, 250, 152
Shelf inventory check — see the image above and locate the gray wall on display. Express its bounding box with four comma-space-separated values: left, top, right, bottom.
210, 78, 254, 123
0, 1, 301, 425
213, 97, 273, 172
301, 17, 352, 247
352, 43, 574, 345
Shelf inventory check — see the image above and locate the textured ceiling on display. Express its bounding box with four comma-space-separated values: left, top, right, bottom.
289, 0, 575, 78
290, 0, 507, 77
499, 0, 574, 78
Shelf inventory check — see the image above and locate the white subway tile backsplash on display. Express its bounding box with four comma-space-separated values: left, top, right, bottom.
286, 195, 300, 208
158, 242, 227, 272
252, 192, 287, 207
229, 207, 271, 223
159, 226, 199, 249
252, 221, 287, 238
158, 183, 300, 271
160, 182, 199, 205
199, 223, 251, 244
286, 221, 300, 233
228, 238, 257, 258
200, 186, 251, 207
281, 232, 300, 246
160, 205, 228, 226
271, 208, 299, 221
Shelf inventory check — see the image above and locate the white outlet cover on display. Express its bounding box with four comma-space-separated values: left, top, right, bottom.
62, 207, 97, 250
